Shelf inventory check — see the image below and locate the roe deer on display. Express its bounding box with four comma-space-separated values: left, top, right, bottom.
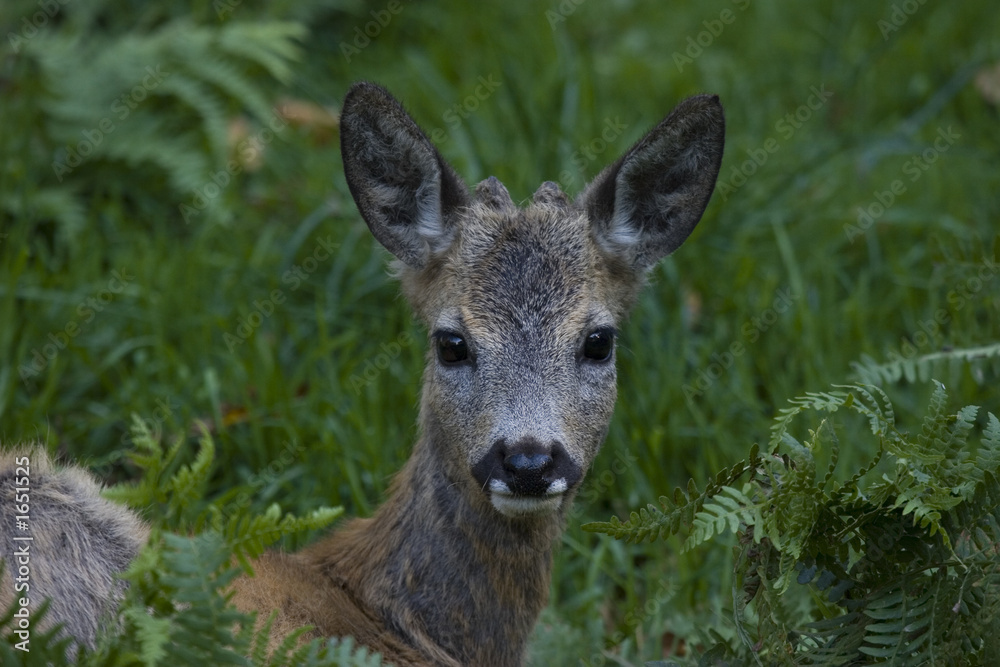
0, 82, 724, 665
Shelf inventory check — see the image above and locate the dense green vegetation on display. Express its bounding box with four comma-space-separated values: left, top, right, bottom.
1, 0, 998, 664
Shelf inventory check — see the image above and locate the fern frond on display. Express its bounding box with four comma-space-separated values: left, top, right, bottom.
682, 484, 758, 552
975, 412, 1000, 480
763, 433, 823, 570
916, 381, 976, 471
120, 606, 172, 666
318, 637, 388, 667
99, 118, 212, 195
175, 43, 275, 130
166, 425, 216, 527
262, 633, 390, 667
582, 444, 759, 543
946, 471, 1000, 561
220, 503, 343, 566
594, 376, 1000, 665
111, 531, 253, 665
859, 584, 937, 665
817, 418, 841, 492
800, 611, 867, 665
841, 383, 897, 441
768, 390, 848, 449
10, 14, 304, 233
850, 343, 1000, 387
156, 74, 231, 164
103, 413, 182, 508
0, 185, 87, 236
217, 22, 307, 84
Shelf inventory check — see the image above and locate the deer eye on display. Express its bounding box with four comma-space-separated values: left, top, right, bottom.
435, 332, 469, 365
582, 328, 615, 362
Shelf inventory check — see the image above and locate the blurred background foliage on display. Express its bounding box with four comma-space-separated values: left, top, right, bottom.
1, 0, 998, 663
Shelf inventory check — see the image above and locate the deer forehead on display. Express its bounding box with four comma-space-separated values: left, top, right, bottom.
441, 198, 616, 343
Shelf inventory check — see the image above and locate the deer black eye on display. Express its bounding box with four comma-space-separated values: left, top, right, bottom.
436, 332, 469, 365
582, 328, 615, 362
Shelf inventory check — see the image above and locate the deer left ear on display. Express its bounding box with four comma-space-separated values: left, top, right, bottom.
340, 82, 469, 269
580, 94, 725, 273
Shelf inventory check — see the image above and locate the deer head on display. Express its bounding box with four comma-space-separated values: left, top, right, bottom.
340, 82, 724, 519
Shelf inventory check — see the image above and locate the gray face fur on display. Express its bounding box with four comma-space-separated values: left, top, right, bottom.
340, 82, 724, 518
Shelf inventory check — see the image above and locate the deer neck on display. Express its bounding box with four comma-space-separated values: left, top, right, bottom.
306, 434, 568, 666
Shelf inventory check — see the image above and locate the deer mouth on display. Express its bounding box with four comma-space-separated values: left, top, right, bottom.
487, 477, 568, 517
470, 438, 582, 517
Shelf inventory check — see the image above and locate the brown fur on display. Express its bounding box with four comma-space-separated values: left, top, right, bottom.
0, 82, 724, 666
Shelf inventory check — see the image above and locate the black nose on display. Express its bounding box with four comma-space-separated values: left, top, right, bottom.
472, 438, 582, 496
502, 448, 554, 495
504, 452, 552, 472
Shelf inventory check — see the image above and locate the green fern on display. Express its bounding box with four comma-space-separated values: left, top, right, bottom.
594, 381, 1000, 665
104, 414, 215, 529
582, 445, 760, 544
217, 503, 344, 568
288, 637, 390, 667
850, 343, 1000, 387
89, 530, 253, 665
0, 7, 306, 233
78, 415, 379, 666
682, 484, 758, 553
103, 413, 188, 511
858, 584, 937, 664
108, 414, 343, 552
975, 413, 1000, 476
87, 529, 394, 667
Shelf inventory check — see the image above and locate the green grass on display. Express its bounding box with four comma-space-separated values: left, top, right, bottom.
2, 0, 999, 663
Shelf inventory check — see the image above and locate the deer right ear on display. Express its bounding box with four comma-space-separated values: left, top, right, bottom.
340, 82, 469, 268
581, 94, 725, 274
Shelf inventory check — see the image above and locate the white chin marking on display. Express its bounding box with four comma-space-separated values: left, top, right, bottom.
547, 478, 568, 494
491, 494, 564, 517
489, 478, 567, 517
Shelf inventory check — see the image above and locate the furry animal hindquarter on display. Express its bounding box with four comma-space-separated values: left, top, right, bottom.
0, 82, 724, 665
0, 448, 149, 654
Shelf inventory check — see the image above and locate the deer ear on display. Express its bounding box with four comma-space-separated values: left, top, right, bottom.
340, 82, 469, 268
581, 94, 725, 272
